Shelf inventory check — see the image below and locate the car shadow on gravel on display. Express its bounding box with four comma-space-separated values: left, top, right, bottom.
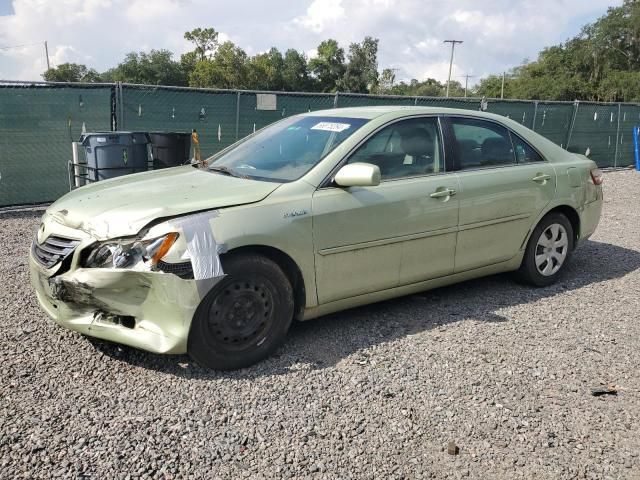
89, 239, 640, 379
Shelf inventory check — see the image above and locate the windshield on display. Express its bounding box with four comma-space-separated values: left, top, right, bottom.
207, 116, 369, 182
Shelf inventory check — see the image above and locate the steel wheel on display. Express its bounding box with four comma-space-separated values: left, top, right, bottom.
188, 254, 294, 370
534, 223, 569, 276
205, 280, 275, 351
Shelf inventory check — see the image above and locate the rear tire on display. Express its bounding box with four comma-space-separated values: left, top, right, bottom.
188, 254, 294, 370
516, 212, 574, 287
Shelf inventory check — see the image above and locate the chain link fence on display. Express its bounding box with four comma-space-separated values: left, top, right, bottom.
1, 80, 638, 207
0, 82, 114, 206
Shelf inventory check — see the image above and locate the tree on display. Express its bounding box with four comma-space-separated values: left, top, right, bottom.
380, 77, 446, 97
375, 68, 396, 93
184, 27, 219, 61
282, 49, 310, 91
597, 70, 640, 101
337, 36, 379, 93
475, 0, 640, 101
42, 63, 101, 82
413, 78, 446, 97
102, 50, 187, 86
474, 75, 506, 98
189, 41, 249, 88
248, 48, 284, 90
308, 39, 345, 92
180, 51, 199, 80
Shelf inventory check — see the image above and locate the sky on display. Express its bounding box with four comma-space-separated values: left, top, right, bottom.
0, 0, 621, 85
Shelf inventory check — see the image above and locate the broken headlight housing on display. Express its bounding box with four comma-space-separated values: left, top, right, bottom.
84, 233, 179, 269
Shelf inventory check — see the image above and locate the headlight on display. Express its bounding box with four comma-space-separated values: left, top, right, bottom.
84, 233, 179, 269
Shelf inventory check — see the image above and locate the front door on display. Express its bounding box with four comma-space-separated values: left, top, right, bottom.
312, 117, 459, 304
445, 116, 556, 272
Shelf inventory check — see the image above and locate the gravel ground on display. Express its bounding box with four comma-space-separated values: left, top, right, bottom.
1, 169, 640, 479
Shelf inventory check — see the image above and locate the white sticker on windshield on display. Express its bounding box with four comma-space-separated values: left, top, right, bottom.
311, 122, 351, 132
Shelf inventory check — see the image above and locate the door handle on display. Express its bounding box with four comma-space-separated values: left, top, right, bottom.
532, 173, 551, 183
430, 188, 456, 198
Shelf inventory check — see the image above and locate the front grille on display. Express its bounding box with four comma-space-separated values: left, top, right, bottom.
32, 235, 80, 269
156, 260, 194, 279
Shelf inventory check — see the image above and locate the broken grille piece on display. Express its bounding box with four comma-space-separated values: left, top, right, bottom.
156, 260, 194, 279
32, 235, 80, 269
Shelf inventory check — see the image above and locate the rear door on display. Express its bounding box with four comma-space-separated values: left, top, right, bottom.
444, 116, 556, 272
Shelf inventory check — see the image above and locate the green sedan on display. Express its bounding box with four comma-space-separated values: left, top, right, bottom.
29, 106, 603, 369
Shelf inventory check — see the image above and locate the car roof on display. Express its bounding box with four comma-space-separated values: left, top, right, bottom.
301, 104, 573, 165
303, 105, 510, 121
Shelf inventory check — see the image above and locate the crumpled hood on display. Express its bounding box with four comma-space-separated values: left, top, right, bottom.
45, 166, 280, 240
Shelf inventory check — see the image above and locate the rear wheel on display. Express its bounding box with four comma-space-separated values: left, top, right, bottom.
188, 254, 294, 370
516, 212, 574, 287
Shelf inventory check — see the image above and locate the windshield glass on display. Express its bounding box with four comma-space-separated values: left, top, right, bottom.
207, 116, 369, 182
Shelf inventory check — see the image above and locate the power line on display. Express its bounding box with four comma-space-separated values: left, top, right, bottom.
0, 41, 43, 51
0, 40, 51, 72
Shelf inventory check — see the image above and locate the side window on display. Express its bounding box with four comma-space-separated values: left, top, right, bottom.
348, 118, 443, 180
450, 117, 515, 170
510, 133, 544, 163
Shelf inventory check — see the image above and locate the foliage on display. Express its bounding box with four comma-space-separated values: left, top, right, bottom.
247, 48, 284, 90
337, 37, 379, 93
308, 39, 346, 92
474, 0, 640, 101
102, 49, 188, 86
189, 41, 249, 89
281, 49, 311, 91
184, 27, 219, 61
41, 3, 640, 102
42, 63, 101, 82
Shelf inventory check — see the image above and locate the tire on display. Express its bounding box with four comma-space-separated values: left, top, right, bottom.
516, 212, 574, 287
188, 254, 294, 370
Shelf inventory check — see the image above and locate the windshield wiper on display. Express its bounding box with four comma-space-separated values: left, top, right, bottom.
209, 165, 238, 177
209, 165, 252, 179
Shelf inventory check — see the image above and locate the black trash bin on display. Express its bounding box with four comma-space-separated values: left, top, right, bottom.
149, 132, 192, 169
81, 132, 151, 181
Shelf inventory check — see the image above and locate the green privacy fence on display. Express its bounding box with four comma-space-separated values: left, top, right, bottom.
1, 80, 638, 207
0, 83, 113, 206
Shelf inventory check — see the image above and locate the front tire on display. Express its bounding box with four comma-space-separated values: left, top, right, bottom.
188, 254, 294, 370
516, 212, 574, 287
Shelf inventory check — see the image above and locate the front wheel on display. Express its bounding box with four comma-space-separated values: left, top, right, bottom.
188, 254, 294, 370
516, 213, 574, 287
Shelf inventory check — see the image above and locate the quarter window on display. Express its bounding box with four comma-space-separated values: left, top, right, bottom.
347, 118, 443, 180
450, 117, 515, 170
510, 133, 544, 163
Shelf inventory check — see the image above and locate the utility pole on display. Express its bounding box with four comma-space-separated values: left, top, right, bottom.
444, 39, 463, 97
460, 74, 475, 98
501, 71, 506, 99
44, 40, 50, 70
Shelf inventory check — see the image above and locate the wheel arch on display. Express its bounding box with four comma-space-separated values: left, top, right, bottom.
521, 204, 581, 252
221, 245, 307, 320
545, 205, 580, 248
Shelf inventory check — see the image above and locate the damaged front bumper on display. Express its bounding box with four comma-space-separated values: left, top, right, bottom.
30, 209, 226, 354
29, 254, 203, 354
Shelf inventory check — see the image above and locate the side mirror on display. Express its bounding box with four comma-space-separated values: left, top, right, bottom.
334, 163, 381, 187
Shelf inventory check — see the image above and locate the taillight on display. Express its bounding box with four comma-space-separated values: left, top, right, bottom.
590, 168, 604, 185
